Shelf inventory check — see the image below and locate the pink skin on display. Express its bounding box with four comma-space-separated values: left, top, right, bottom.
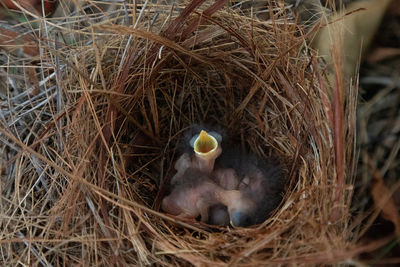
171, 151, 222, 184
166, 152, 258, 225
170, 153, 192, 185
162, 170, 223, 222
213, 169, 264, 226
194, 146, 222, 174
162, 183, 254, 224
174, 142, 222, 178
212, 168, 239, 190
171, 154, 239, 189
215, 190, 256, 223
163, 168, 256, 224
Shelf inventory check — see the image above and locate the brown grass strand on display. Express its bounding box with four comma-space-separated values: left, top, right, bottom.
0, 1, 361, 265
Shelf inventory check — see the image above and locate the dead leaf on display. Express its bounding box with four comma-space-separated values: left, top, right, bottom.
25, 63, 39, 95
387, 0, 400, 16
367, 47, 400, 63
0, 27, 39, 56
371, 170, 400, 235
1, 0, 56, 16
312, 0, 393, 82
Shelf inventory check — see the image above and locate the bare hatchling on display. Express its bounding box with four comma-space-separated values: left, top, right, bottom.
162, 125, 286, 227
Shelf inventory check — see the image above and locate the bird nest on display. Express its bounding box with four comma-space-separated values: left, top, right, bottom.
1, 0, 358, 265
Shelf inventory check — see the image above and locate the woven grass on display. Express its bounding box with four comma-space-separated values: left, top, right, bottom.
1, 0, 360, 265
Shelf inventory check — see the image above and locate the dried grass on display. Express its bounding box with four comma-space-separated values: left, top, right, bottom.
1, 0, 361, 265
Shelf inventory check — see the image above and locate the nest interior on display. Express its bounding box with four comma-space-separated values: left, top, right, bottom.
0, 0, 357, 265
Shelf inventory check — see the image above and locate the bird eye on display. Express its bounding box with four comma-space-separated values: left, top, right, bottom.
231, 211, 252, 227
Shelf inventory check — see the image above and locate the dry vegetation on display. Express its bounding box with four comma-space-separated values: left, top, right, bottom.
0, 0, 374, 265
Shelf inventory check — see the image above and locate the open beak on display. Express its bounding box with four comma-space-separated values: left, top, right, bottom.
193, 130, 218, 155
190, 130, 222, 173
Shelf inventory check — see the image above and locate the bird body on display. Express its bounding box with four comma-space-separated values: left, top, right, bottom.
217, 149, 285, 226
213, 168, 239, 190
161, 168, 222, 222
162, 167, 248, 223
162, 125, 285, 227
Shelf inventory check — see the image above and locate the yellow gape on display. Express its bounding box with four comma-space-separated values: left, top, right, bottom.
194, 130, 218, 155
189, 130, 222, 174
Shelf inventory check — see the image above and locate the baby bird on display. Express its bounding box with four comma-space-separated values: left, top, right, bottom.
171, 126, 238, 226
162, 168, 248, 223
179, 125, 223, 174
171, 126, 223, 183
206, 168, 240, 226
216, 150, 285, 227
162, 168, 223, 222
165, 125, 285, 227
213, 168, 239, 190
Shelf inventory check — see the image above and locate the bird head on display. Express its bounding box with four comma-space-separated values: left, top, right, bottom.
215, 189, 256, 227
228, 193, 256, 227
